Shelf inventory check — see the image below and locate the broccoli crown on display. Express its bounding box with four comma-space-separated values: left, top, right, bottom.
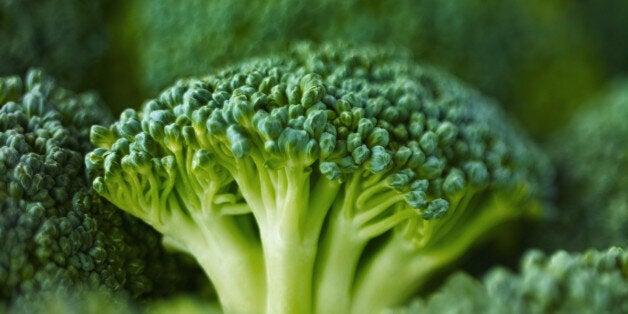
114, 0, 600, 136
0, 70, 199, 305
539, 80, 628, 251
392, 247, 628, 314
0, 1, 107, 90
87, 43, 552, 313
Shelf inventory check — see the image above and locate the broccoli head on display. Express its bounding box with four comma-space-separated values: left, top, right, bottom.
0, 70, 201, 307
538, 80, 628, 251
392, 247, 628, 314
87, 43, 552, 313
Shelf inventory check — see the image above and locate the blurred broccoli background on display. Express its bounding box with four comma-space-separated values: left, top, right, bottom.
3, 0, 619, 138
0, 0, 108, 91
534, 80, 628, 252
575, 0, 628, 76
1, 0, 626, 312
102, 0, 605, 137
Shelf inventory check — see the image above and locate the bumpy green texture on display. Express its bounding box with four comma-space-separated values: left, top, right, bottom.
391, 247, 628, 314
7, 287, 136, 314
117, 0, 600, 136
0, 70, 199, 306
0, 1, 107, 90
7, 290, 222, 314
539, 81, 628, 251
87, 43, 552, 313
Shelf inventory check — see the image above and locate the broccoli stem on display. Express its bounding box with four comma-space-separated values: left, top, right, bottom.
161, 208, 266, 313
139, 170, 266, 314
313, 172, 413, 314
194, 217, 266, 313
351, 190, 533, 313
264, 168, 316, 314
313, 173, 368, 314
313, 199, 365, 314
239, 166, 340, 314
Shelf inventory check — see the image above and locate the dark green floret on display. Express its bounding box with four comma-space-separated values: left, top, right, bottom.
539, 80, 628, 251
391, 247, 628, 314
0, 70, 198, 308
87, 43, 552, 314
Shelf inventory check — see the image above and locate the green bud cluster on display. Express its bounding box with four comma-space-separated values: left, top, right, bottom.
483, 247, 628, 313
91, 43, 550, 224
0, 70, 197, 304
393, 247, 628, 314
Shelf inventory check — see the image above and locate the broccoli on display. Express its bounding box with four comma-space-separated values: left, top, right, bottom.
0, 1, 108, 92
536, 80, 628, 252
576, 0, 628, 76
111, 0, 601, 136
390, 247, 628, 314
7, 286, 137, 314
6, 288, 222, 314
144, 295, 222, 314
86, 43, 552, 313
0, 70, 202, 309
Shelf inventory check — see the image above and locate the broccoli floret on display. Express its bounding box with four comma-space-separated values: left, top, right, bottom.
87, 43, 552, 313
0, 70, 202, 307
7, 289, 222, 314
537, 80, 628, 251
0, 1, 108, 91
391, 247, 628, 314
113, 0, 601, 136
7, 286, 137, 314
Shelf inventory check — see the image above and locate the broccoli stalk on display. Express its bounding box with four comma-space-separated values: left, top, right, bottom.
87, 43, 552, 313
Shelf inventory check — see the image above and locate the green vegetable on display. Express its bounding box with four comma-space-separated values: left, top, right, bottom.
144, 295, 222, 314
538, 80, 628, 251
7, 287, 136, 314
87, 43, 552, 313
112, 0, 601, 136
0, 1, 108, 91
391, 247, 628, 314
0, 70, 201, 308
6, 290, 221, 314
576, 0, 628, 76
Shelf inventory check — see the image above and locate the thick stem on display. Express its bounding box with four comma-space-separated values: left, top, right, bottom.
260, 168, 316, 314
258, 169, 341, 314
152, 188, 265, 314
262, 232, 318, 314
313, 200, 367, 314
189, 214, 266, 314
